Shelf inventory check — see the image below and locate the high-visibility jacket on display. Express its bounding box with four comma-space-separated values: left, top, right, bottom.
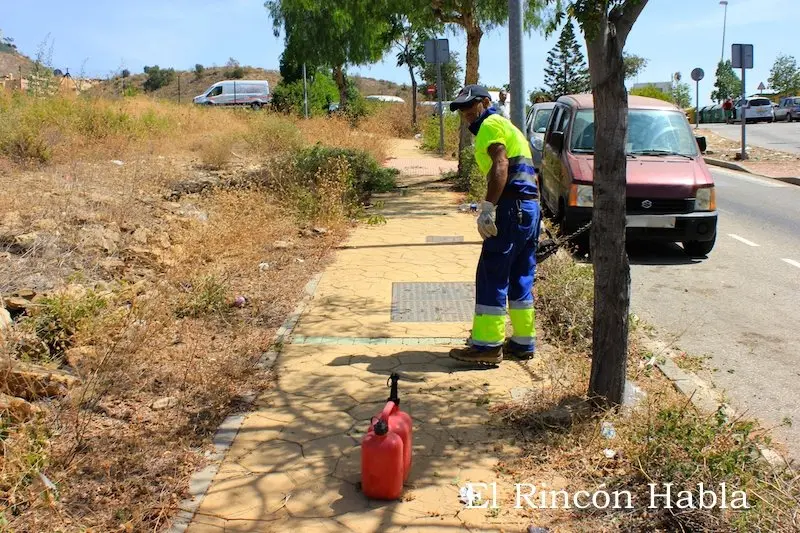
471, 109, 538, 197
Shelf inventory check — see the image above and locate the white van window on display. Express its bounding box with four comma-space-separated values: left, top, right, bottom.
207, 86, 223, 97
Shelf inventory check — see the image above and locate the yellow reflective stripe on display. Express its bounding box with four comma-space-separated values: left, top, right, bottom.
509, 308, 536, 339
472, 314, 505, 345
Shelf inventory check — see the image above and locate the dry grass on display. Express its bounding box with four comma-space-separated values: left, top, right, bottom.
491, 251, 800, 533
0, 93, 388, 531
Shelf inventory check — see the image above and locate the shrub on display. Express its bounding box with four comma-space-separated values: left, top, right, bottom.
244, 114, 305, 154
422, 113, 460, 156
175, 275, 229, 318
534, 250, 594, 350
0, 128, 52, 164
226, 66, 245, 80
142, 66, 175, 92
270, 72, 339, 117
293, 145, 397, 204
20, 289, 108, 361
199, 135, 234, 169
194, 63, 205, 77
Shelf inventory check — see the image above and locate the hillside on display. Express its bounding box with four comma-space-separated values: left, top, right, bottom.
0, 48, 34, 78
89, 64, 414, 104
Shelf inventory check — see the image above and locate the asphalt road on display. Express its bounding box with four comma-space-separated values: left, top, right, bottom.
702, 122, 800, 153
628, 167, 800, 460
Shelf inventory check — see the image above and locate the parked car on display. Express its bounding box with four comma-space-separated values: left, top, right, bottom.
525, 102, 555, 171
193, 80, 270, 109
774, 96, 800, 122
540, 94, 717, 257
732, 96, 774, 123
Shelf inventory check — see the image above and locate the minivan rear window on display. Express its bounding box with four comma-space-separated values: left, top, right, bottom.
750, 98, 771, 106
570, 109, 698, 157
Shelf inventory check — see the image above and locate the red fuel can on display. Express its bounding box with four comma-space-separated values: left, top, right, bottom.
368, 373, 414, 481
361, 417, 404, 500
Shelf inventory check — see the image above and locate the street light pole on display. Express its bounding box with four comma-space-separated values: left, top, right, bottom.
720, 1, 729, 64
508, 0, 525, 130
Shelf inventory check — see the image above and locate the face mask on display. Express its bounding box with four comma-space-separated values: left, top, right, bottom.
468, 106, 498, 136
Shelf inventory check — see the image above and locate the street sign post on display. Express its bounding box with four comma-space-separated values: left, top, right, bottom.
691, 68, 704, 129
732, 44, 754, 160
424, 38, 449, 156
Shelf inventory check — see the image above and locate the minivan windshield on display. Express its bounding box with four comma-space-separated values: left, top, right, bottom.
532, 109, 553, 133
570, 109, 699, 157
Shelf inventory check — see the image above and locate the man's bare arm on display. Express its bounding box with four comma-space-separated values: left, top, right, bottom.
485, 143, 509, 204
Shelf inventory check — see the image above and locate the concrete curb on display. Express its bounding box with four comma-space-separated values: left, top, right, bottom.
167, 273, 323, 533
644, 337, 791, 469
703, 156, 751, 173
705, 156, 800, 186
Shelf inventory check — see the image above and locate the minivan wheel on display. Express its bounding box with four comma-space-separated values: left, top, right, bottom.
250, 102, 262, 110
682, 237, 715, 258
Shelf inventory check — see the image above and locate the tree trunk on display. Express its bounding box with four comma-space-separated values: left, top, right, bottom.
408, 62, 418, 127
585, 19, 630, 407
333, 65, 348, 109
458, 24, 482, 175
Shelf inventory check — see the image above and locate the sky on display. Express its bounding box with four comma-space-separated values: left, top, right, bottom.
2, 0, 797, 107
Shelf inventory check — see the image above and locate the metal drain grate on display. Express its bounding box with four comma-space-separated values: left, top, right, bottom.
425, 235, 464, 243
390, 282, 474, 322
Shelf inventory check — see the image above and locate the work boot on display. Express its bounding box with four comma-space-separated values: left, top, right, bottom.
503, 339, 534, 360
449, 344, 503, 365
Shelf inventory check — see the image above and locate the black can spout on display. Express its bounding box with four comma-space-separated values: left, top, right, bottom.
387, 372, 400, 405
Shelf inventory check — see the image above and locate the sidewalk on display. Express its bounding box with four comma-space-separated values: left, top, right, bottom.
180, 140, 552, 532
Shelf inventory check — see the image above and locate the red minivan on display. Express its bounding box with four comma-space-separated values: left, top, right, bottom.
539, 94, 717, 257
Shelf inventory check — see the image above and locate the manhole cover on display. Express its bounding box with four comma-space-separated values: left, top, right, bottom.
391, 282, 474, 322
425, 236, 464, 243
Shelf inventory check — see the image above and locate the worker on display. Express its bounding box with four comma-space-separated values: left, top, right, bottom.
447, 85, 541, 365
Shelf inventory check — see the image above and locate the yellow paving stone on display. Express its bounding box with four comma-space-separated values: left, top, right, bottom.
236, 439, 303, 473
280, 456, 339, 487
284, 477, 368, 518
301, 395, 359, 413
191, 470, 294, 522
303, 433, 359, 459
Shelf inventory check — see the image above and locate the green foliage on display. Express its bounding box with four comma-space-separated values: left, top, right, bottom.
543, 21, 590, 98
292, 145, 397, 203
226, 66, 245, 79
672, 81, 691, 108
194, 63, 205, 77
623, 52, 648, 81
266, 0, 399, 103
142, 65, 176, 92
630, 84, 673, 103
421, 52, 464, 100
768, 53, 800, 96
421, 113, 460, 155
271, 70, 340, 117
711, 60, 742, 103
21, 290, 107, 361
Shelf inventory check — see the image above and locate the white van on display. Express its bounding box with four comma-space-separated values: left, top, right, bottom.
193, 80, 270, 109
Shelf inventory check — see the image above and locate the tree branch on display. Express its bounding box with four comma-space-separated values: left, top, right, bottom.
430, 0, 464, 25
610, 0, 649, 44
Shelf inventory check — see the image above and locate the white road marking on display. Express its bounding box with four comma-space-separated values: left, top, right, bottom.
782, 258, 800, 269
728, 234, 760, 247
711, 168, 789, 188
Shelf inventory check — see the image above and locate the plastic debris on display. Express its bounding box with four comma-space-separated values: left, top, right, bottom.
111, 160, 124, 166
258, 262, 270, 272
600, 421, 616, 439
603, 448, 617, 459
527, 527, 551, 533
233, 296, 247, 308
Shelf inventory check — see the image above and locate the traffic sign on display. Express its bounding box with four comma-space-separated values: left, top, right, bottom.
757, 81, 766, 91
424, 39, 449, 64
731, 44, 753, 69
691, 68, 704, 82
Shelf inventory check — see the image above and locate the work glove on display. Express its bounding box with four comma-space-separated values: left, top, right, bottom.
476, 201, 497, 240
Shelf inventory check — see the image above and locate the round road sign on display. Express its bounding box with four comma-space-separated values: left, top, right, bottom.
691, 68, 704, 82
